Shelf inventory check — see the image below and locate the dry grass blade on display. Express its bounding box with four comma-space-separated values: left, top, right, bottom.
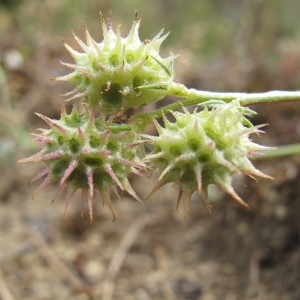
154, 245, 173, 300
28, 229, 94, 299
101, 215, 154, 300
0, 266, 15, 300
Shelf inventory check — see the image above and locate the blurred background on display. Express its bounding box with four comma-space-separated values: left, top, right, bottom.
1, 0, 300, 299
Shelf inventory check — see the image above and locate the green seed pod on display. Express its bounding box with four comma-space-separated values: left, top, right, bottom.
54, 12, 175, 114
19, 106, 144, 221
145, 102, 272, 217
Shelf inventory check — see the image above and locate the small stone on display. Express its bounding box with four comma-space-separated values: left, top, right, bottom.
172, 277, 203, 300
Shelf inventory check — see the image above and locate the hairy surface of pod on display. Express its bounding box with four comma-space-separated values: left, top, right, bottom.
56, 13, 175, 114
20, 107, 144, 221
145, 102, 272, 217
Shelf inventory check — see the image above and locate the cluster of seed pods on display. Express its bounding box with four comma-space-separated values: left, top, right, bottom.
20, 13, 272, 220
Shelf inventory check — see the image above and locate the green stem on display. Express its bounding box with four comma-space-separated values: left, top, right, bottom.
168, 82, 300, 106
255, 143, 300, 159
133, 83, 300, 124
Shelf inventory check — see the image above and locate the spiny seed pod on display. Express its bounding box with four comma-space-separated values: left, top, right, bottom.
54, 12, 175, 114
19, 106, 144, 222
145, 102, 272, 217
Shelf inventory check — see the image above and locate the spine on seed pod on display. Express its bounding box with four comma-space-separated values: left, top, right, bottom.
54, 11, 176, 115
19, 12, 280, 221
19, 105, 145, 222
144, 101, 273, 217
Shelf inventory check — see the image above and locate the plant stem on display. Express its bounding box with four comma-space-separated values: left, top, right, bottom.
255, 143, 300, 159
168, 82, 300, 106
134, 83, 300, 123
